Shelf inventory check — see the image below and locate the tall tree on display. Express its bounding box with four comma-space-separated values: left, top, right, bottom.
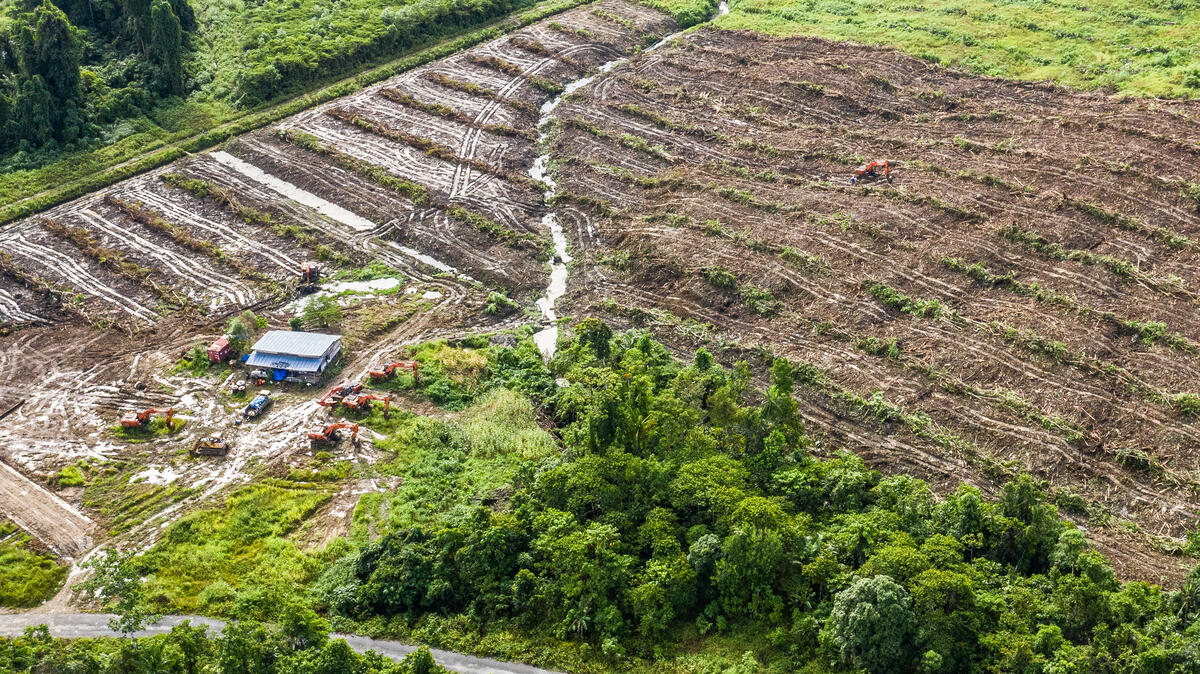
16, 1, 83, 141
11, 74, 52, 146
118, 0, 153, 52
74, 547, 162, 646
147, 0, 184, 95
167, 0, 195, 32
826, 574, 919, 674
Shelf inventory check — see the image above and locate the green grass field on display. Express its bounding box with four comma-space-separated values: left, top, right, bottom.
716, 0, 1200, 97
0, 520, 67, 608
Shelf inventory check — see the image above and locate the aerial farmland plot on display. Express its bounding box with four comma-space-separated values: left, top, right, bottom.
546, 30, 1200, 582
0, 0, 676, 577
4, 0, 1200, 669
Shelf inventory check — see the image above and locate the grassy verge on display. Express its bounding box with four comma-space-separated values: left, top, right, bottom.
139, 484, 334, 619
0, 519, 68, 608
83, 462, 198, 535
715, 0, 1200, 97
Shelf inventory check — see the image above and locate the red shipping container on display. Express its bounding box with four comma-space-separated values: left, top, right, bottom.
208, 336, 232, 363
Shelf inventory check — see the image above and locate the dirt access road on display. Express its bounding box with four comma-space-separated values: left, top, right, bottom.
0, 460, 93, 558
0, 614, 558, 674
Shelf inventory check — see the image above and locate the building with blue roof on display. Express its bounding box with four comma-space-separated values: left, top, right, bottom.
245, 330, 342, 384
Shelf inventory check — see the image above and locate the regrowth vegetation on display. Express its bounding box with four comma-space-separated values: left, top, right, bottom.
716, 0, 1200, 97
0, 519, 67, 608
305, 324, 1200, 672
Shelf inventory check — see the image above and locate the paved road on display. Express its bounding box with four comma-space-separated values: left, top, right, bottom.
0, 460, 94, 558
0, 614, 559, 674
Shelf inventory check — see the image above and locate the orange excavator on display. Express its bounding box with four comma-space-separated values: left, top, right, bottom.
300, 262, 321, 294
316, 380, 363, 407
368, 360, 420, 384
307, 422, 359, 449
851, 159, 892, 185
120, 407, 176, 431
342, 393, 392, 419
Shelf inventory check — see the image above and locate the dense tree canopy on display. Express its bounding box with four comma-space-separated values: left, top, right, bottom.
317, 323, 1200, 671
0, 0, 194, 153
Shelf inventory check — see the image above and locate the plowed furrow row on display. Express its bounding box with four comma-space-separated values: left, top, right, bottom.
116, 181, 297, 272
0, 239, 155, 322
77, 209, 251, 308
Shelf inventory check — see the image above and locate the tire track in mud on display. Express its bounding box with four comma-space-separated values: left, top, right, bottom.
0, 238, 157, 322
0, 288, 42, 323
116, 181, 298, 272
76, 209, 252, 309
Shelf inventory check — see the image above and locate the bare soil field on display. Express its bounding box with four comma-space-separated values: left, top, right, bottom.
545, 28, 1200, 583
0, 0, 678, 574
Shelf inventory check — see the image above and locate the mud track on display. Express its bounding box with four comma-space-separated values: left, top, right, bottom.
546, 28, 1200, 585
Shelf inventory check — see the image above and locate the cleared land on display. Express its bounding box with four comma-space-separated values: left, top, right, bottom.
544, 27, 1200, 583
0, 0, 678, 585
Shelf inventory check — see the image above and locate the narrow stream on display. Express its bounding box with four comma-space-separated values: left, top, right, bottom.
529, 2, 729, 358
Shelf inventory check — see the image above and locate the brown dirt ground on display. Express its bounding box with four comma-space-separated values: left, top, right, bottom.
547, 27, 1200, 586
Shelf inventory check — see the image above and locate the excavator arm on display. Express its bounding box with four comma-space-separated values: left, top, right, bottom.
316, 387, 342, 407
121, 407, 175, 430
369, 361, 419, 383
307, 422, 361, 445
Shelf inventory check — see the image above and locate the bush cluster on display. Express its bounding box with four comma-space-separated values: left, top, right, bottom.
235, 0, 540, 105
312, 322, 1200, 670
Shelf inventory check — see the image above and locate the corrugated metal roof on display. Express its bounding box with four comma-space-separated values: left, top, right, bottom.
250, 330, 341, 358
245, 352, 325, 373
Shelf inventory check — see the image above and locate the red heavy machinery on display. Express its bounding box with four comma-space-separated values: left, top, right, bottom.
120, 407, 175, 431
299, 262, 321, 293
368, 360, 420, 384
316, 380, 363, 407
851, 159, 892, 184
341, 393, 391, 419
307, 422, 359, 449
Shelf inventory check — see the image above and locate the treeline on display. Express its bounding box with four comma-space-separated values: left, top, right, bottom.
0, 618, 447, 673
319, 320, 1200, 671
235, 0, 539, 105
0, 0, 193, 154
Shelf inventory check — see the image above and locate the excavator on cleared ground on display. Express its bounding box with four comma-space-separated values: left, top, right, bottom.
299, 262, 321, 294
851, 159, 892, 184
317, 380, 363, 407
120, 407, 175, 431
341, 393, 392, 419
368, 360, 420, 384
307, 422, 359, 449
